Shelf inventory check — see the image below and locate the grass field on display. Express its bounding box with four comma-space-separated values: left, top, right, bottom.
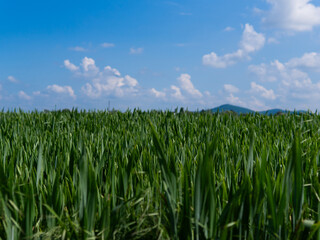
0, 109, 319, 239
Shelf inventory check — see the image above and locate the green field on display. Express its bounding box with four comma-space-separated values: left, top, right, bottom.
0, 109, 319, 239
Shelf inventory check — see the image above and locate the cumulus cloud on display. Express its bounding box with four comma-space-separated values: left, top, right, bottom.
248, 63, 278, 82
221, 84, 243, 106
224, 84, 239, 93
18, 91, 32, 100
203, 24, 265, 68
239, 24, 265, 53
64, 57, 140, 99
249, 52, 320, 83
104, 66, 121, 76
171, 85, 184, 100
8, 76, 18, 83
81, 57, 99, 73
249, 53, 320, 109
69, 46, 87, 52
148, 73, 203, 103
264, 0, 320, 31
250, 82, 276, 100
267, 37, 279, 44
177, 74, 202, 98
124, 75, 138, 87
286, 52, 320, 69
248, 97, 269, 111
64, 57, 99, 77
253, 7, 264, 14
130, 47, 144, 54
63, 58, 207, 106
150, 88, 166, 98
47, 84, 76, 99
203, 50, 245, 68
101, 42, 115, 48
226, 94, 243, 105
81, 74, 138, 98
64, 60, 79, 71
224, 26, 235, 32
249, 60, 307, 85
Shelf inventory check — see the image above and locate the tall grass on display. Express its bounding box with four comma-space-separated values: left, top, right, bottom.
0, 109, 319, 239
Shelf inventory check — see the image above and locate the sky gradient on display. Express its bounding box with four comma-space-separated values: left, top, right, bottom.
1, 0, 320, 111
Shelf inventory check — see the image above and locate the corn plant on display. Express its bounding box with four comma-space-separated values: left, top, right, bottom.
0, 109, 319, 239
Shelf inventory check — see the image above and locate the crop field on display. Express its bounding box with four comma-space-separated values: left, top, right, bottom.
0, 109, 320, 239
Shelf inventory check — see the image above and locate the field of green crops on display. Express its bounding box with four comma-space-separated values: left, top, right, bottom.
0, 109, 320, 239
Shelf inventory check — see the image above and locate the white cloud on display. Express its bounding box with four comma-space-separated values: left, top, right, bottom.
130, 47, 144, 54
203, 24, 265, 68
62, 58, 209, 107
248, 63, 267, 76
204, 91, 211, 96
264, 0, 320, 31
203, 50, 245, 68
104, 66, 121, 76
81, 57, 99, 73
124, 75, 138, 87
177, 74, 202, 98
64, 60, 79, 71
250, 82, 276, 100
171, 85, 184, 100
18, 91, 32, 100
248, 96, 268, 111
224, 26, 235, 32
81, 83, 99, 98
271, 60, 286, 71
8, 76, 18, 83
286, 52, 320, 69
280, 68, 312, 88
47, 84, 76, 99
65, 57, 99, 77
249, 52, 320, 83
147, 73, 204, 104
226, 93, 243, 105
77, 61, 138, 98
224, 84, 239, 93
81, 74, 138, 98
248, 63, 278, 82
267, 37, 279, 44
150, 88, 166, 98
64, 58, 139, 98
69, 46, 87, 52
101, 43, 115, 48
253, 7, 264, 14
240, 24, 265, 53
249, 54, 320, 110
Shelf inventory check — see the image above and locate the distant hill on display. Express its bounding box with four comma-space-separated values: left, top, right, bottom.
209, 104, 308, 115
210, 104, 254, 114
259, 109, 284, 115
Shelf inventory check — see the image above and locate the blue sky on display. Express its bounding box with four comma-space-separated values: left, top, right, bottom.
1, 0, 320, 111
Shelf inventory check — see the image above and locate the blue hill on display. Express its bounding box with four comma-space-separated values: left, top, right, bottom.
210, 104, 254, 114
209, 104, 308, 115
